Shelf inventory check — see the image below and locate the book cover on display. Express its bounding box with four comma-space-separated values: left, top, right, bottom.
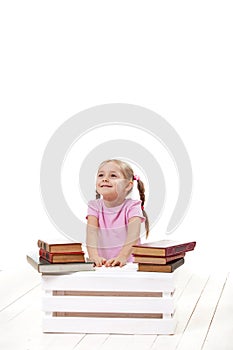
27, 253, 95, 274
137, 258, 185, 273
37, 239, 82, 253
133, 252, 185, 265
39, 248, 85, 263
132, 240, 196, 257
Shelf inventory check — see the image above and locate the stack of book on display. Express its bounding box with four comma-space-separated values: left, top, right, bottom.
27, 239, 95, 273
132, 240, 196, 272
38, 239, 85, 263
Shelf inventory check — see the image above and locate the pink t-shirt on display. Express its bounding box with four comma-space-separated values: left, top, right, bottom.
87, 198, 145, 261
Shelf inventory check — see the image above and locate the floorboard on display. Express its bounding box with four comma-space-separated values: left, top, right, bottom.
150, 270, 210, 350
0, 265, 40, 311
176, 273, 228, 350
92, 334, 156, 350
202, 272, 233, 350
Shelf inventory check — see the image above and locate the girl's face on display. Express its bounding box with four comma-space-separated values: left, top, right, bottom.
96, 161, 133, 202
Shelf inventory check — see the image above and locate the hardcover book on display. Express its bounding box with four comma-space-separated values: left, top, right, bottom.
37, 239, 82, 253
132, 240, 196, 257
39, 248, 85, 263
138, 258, 185, 273
133, 252, 185, 265
27, 253, 95, 274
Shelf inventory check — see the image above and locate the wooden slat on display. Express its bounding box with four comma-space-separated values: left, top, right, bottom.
53, 290, 163, 297
42, 316, 176, 334
42, 271, 176, 293
42, 295, 174, 314
52, 312, 163, 318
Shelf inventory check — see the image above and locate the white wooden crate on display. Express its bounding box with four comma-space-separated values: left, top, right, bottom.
41, 263, 177, 334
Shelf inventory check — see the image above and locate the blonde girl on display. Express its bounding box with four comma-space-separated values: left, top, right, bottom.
86, 159, 149, 267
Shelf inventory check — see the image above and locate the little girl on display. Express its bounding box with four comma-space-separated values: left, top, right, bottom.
86, 159, 149, 267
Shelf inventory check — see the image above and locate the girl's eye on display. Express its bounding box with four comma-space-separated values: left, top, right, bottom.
111, 174, 117, 177
98, 174, 103, 177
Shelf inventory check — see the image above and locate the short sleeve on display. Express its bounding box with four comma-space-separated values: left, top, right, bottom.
86, 200, 99, 219
127, 200, 145, 223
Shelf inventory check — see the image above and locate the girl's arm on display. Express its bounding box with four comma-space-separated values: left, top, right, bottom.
105, 216, 141, 267
86, 215, 106, 267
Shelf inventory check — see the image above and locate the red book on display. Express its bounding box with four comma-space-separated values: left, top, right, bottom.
39, 248, 85, 263
132, 240, 196, 257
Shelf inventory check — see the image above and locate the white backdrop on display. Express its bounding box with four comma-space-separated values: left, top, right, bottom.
1, 1, 232, 270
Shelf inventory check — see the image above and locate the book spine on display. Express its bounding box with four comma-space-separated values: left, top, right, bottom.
166, 242, 195, 256
39, 248, 53, 262
49, 251, 85, 255
37, 240, 83, 253
39, 248, 84, 256
38, 240, 49, 252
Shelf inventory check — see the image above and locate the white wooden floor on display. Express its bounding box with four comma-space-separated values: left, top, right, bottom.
1, 262, 233, 350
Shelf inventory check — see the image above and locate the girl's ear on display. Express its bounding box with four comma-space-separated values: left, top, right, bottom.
126, 181, 133, 192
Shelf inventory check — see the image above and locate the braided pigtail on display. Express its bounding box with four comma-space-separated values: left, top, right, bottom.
134, 177, 149, 238
96, 190, 100, 199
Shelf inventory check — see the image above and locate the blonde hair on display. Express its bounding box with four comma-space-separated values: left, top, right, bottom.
96, 159, 149, 238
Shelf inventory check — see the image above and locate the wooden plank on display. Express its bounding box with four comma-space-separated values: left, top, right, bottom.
42, 270, 176, 293
0, 265, 40, 311
42, 316, 176, 334
0, 285, 41, 324
176, 272, 228, 350
151, 270, 210, 349
74, 334, 110, 350
202, 272, 233, 350
0, 285, 85, 350
172, 267, 193, 303
53, 290, 163, 297
52, 312, 163, 318
34, 334, 85, 350
42, 295, 174, 313
96, 334, 157, 350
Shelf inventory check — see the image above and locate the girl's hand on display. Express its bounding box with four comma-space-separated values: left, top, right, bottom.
105, 256, 127, 267
92, 256, 107, 267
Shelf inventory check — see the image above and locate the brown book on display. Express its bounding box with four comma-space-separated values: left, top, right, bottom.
138, 258, 185, 273
132, 240, 196, 257
39, 248, 85, 263
37, 239, 82, 253
133, 252, 185, 265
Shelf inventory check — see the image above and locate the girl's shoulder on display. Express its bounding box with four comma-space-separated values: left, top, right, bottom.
124, 198, 142, 208
88, 198, 104, 209
124, 199, 145, 221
